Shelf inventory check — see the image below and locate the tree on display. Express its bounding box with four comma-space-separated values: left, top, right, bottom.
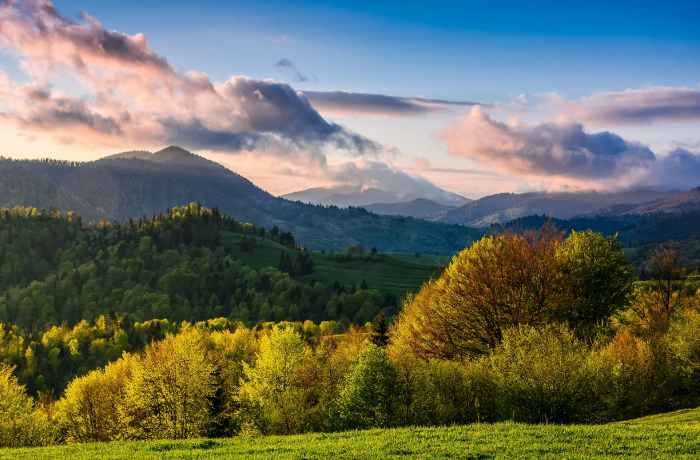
239, 326, 310, 434
390, 230, 567, 359
119, 328, 215, 439
55, 354, 136, 442
0, 364, 53, 447
337, 343, 398, 429
557, 231, 634, 336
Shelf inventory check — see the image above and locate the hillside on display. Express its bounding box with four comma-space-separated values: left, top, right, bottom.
364, 198, 455, 219
4, 407, 698, 459
283, 184, 469, 208
439, 190, 682, 227
0, 148, 479, 253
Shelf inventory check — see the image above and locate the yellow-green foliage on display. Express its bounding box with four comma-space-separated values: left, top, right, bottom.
239, 326, 311, 434
119, 328, 216, 440
0, 364, 54, 447
54, 354, 137, 443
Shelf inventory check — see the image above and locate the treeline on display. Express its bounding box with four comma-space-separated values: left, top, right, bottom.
0, 205, 394, 333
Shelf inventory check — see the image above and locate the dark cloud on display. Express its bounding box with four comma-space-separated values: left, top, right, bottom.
274, 57, 308, 82
646, 148, 700, 189
304, 90, 480, 116
12, 87, 123, 136
572, 87, 700, 125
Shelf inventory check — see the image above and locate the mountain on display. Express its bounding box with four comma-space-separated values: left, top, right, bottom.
602, 187, 700, 215
364, 199, 455, 220
283, 185, 470, 208
438, 190, 681, 227
0, 147, 480, 253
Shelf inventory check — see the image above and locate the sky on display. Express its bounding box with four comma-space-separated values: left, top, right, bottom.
0, 0, 699, 198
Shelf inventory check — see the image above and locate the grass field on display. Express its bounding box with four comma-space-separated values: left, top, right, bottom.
222, 232, 443, 298
4, 408, 698, 459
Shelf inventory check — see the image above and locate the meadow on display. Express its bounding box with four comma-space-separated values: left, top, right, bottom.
3, 407, 697, 459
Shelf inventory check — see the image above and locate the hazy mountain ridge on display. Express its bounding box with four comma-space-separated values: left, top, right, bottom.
0, 147, 479, 253
364, 199, 455, 220
283, 184, 470, 208
437, 189, 691, 227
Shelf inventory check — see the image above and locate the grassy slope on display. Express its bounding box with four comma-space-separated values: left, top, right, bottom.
5, 408, 698, 459
223, 232, 443, 298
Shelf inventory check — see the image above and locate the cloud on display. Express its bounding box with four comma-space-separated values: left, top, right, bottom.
646, 148, 700, 190
444, 106, 700, 190
274, 58, 308, 82
304, 90, 480, 116
326, 160, 466, 205
444, 106, 654, 179
0, 0, 377, 154
561, 87, 700, 125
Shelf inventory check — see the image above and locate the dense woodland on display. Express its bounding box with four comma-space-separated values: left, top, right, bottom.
0, 206, 699, 448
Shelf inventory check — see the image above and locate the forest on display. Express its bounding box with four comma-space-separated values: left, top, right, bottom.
0, 205, 699, 448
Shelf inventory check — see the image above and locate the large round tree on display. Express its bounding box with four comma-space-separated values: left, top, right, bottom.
390, 228, 633, 360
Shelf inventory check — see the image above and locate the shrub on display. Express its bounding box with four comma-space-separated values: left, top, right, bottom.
238, 326, 311, 434
0, 364, 55, 447
337, 343, 399, 429
118, 328, 215, 439
485, 324, 594, 423
557, 231, 634, 337
664, 308, 700, 407
55, 354, 136, 442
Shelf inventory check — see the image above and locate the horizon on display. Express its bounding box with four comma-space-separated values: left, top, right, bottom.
0, 0, 698, 199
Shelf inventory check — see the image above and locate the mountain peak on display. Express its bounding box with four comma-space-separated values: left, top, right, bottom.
153, 145, 195, 160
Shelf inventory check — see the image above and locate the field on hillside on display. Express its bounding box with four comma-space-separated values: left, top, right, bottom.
5, 408, 698, 459
223, 232, 443, 297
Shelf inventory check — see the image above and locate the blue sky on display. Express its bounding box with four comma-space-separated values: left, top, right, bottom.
1, 1, 699, 197
51, 0, 700, 100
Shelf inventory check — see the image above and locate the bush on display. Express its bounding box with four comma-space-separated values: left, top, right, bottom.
485, 324, 595, 423
337, 343, 399, 429
394, 356, 496, 426
0, 364, 55, 447
588, 329, 665, 421
55, 354, 136, 442
118, 328, 215, 439
238, 326, 312, 434
664, 308, 700, 407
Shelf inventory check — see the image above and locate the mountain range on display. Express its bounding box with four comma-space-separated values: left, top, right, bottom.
283, 184, 470, 208
0, 147, 479, 253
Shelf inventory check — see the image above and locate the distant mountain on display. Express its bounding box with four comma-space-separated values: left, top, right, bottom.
364, 199, 455, 220
0, 147, 480, 253
601, 187, 700, 215
283, 185, 470, 208
438, 190, 681, 227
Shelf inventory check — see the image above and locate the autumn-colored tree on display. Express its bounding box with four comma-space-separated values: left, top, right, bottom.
390, 229, 567, 359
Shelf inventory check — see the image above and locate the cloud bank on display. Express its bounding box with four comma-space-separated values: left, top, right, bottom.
444, 107, 700, 190
567, 87, 700, 125
0, 0, 377, 154
304, 91, 479, 116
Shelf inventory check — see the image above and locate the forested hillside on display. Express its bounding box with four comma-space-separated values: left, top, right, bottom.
0, 148, 480, 253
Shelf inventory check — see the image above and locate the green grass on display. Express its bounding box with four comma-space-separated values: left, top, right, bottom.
4, 408, 698, 459
222, 232, 442, 298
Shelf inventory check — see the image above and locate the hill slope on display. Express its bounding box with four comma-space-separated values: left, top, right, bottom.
4, 407, 698, 459
439, 190, 682, 227
364, 198, 455, 219
0, 147, 479, 253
